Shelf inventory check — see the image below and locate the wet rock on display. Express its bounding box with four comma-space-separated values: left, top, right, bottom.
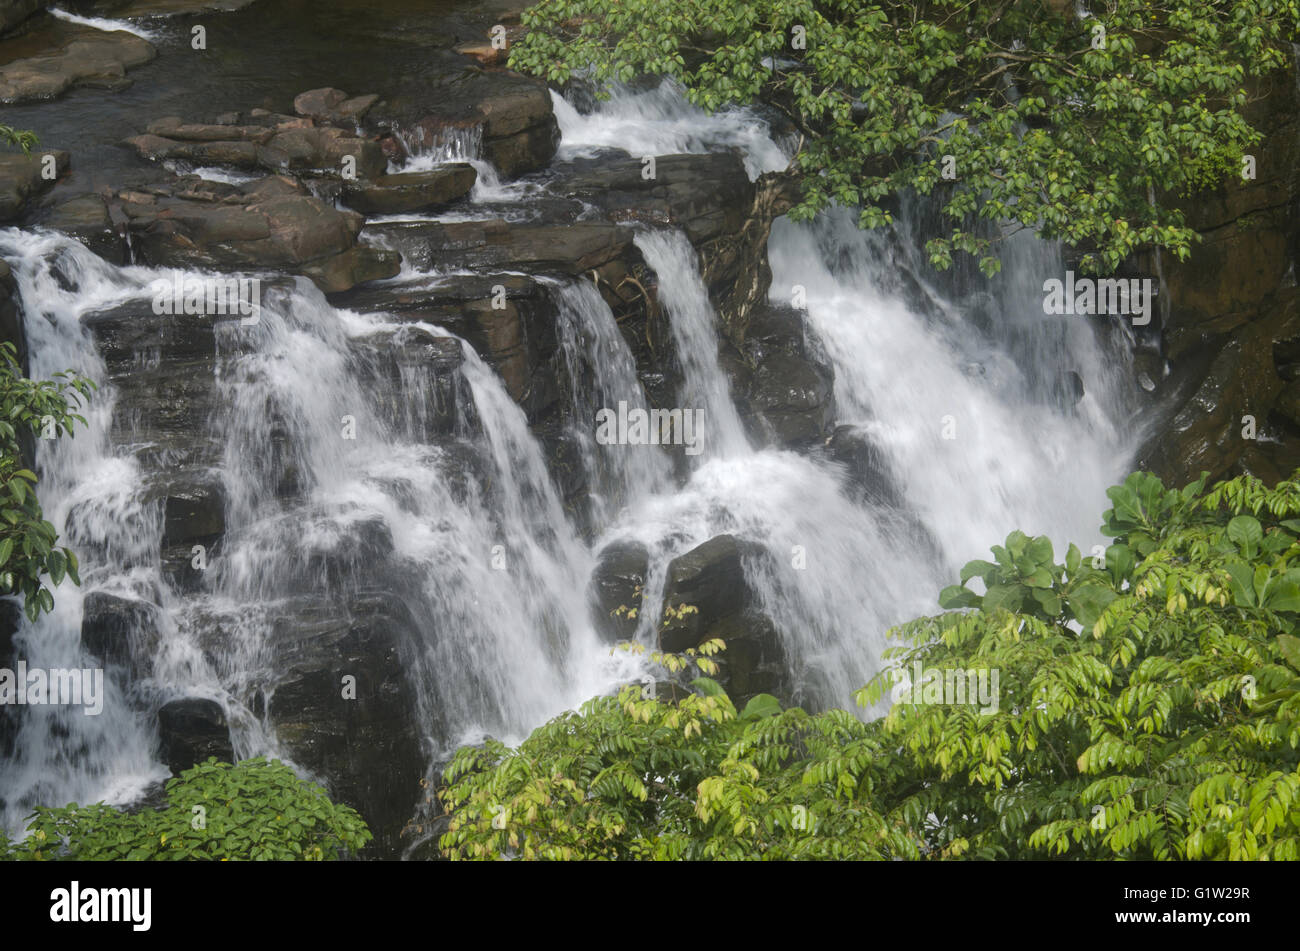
333, 272, 560, 412
157, 697, 234, 775
294, 86, 379, 126
41, 193, 128, 263
0, 19, 155, 103
81, 591, 160, 678
126, 120, 386, 181
263, 594, 424, 857
371, 68, 559, 178
111, 175, 397, 293
0, 149, 68, 221
0, 258, 24, 371
143, 470, 225, 591
359, 331, 466, 442
588, 540, 648, 643
367, 218, 634, 276
731, 304, 835, 447
0, 1, 45, 37
659, 534, 787, 703
341, 164, 476, 216
825, 425, 904, 509
114, 0, 258, 13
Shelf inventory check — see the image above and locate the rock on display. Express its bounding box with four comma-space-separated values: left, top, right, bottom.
294, 87, 379, 125
0, 20, 155, 103
366, 218, 635, 276
358, 331, 466, 442
156, 697, 234, 775
110, 175, 396, 293
371, 68, 559, 178
658, 535, 787, 703
332, 272, 560, 412
81, 591, 160, 678
0, 258, 25, 371
262, 594, 424, 856
142, 469, 225, 591
340, 165, 476, 215
745, 352, 834, 446
0, 0, 44, 37
588, 540, 648, 643
126, 123, 386, 180
41, 193, 128, 263
0, 149, 68, 222
116, 0, 258, 13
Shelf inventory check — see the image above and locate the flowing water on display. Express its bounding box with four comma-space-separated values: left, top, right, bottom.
1, 66, 1140, 840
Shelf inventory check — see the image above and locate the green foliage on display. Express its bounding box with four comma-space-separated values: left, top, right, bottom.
441, 468, 1300, 859
511, 0, 1300, 275
0, 757, 372, 861
0, 126, 36, 153
0, 341, 94, 621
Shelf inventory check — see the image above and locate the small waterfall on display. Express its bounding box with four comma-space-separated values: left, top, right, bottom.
552, 279, 672, 524
632, 230, 751, 460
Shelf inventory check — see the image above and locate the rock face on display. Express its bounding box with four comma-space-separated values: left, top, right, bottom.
0, 150, 68, 222
0, 258, 24, 370
0, 19, 155, 103
157, 698, 235, 774
261, 595, 425, 856
658, 535, 787, 704
1135, 66, 1300, 486
81, 592, 161, 679
732, 303, 835, 447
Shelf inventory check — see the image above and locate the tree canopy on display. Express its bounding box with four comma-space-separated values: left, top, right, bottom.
439, 468, 1300, 860
511, 0, 1300, 275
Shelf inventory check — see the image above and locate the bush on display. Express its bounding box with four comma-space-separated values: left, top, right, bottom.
440, 469, 1300, 860
1, 757, 373, 861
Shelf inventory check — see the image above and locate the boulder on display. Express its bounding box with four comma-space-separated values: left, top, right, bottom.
294, 87, 380, 126
658, 534, 787, 703
41, 192, 128, 263
0, 20, 155, 103
0, 149, 68, 221
0, 258, 24, 371
587, 540, 648, 643
341, 164, 476, 216
156, 697, 234, 775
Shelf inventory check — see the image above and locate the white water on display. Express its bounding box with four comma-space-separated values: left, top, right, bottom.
1, 80, 1139, 841
49, 7, 163, 41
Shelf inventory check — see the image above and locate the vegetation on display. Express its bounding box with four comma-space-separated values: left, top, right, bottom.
511, 0, 1300, 275
0, 341, 93, 621
0, 758, 372, 861
439, 468, 1300, 860
0, 126, 36, 152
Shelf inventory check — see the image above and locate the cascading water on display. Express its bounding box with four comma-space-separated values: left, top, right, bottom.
2, 74, 1141, 845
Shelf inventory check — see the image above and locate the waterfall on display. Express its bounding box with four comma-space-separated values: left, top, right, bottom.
1, 75, 1140, 843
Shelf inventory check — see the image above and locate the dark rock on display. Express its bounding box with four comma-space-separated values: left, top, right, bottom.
81, 591, 160, 678
0, 258, 25, 371
658, 534, 787, 705
294, 87, 379, 126
0, 1, 45, 37
263, 594, 424, 856
157, 697, 234, 775
371, 68, 559, 178
42, 193, 128, 263
825, 425, 905, 509
0, 149, 68, 221
588, 540, 647, 643
341, 165, 476, 216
